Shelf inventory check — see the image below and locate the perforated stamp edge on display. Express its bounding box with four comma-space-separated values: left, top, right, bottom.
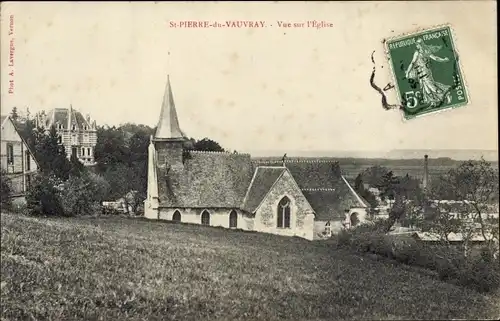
382, 23, 471, 122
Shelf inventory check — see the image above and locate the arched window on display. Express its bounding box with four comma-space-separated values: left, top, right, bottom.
201, 210, 210, 226
277, 196, 291, 228
229, 210, 238, 228
350, 212, 360, 227
172, 210, 181, 222
324, 221, 332, 235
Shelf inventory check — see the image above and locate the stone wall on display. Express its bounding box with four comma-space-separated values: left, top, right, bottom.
254, 170, 315, 240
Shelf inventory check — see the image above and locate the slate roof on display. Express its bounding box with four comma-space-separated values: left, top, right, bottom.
158, 150, 255, 208
158, 155, 367, 221
252, 159, 367, 220
44, 107, 92, 130
242, 166, 286, 213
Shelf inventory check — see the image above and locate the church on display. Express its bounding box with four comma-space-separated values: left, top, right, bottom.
144, 76, 368, 240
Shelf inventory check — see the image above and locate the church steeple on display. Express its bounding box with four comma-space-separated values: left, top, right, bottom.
154, 75, 185, 141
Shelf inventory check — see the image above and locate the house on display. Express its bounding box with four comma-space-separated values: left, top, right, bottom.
34, 106, 97, 166
1, 115, 40, 200
144, 76, 368, 241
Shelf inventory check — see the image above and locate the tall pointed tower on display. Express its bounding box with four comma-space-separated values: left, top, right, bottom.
145, 75, 187, 219
153, 75, 187, 171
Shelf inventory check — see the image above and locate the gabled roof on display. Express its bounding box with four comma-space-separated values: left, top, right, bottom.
252, 159, 367, 220
1, 115, 41, 169
242, 166, 286, 213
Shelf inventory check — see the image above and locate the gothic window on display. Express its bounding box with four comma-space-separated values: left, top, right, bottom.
201, 210, 210, 226
277, 196, 291, 229
172, 210, 181, 222
229, 210, 238, 228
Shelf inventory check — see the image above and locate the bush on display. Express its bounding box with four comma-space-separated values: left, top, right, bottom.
0, 169, 12, 210
60, 172, 110, 216
460, 256, 500, 293
25, 174, 65, 216
338, 225, 500, 293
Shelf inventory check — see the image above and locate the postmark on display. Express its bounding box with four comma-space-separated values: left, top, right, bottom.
385, 25, 469, 120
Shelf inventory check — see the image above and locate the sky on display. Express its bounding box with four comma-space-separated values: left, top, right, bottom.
1, 1, 497, 155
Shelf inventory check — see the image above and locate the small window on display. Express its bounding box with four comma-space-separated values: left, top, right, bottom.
58, 136, 62, 144
229, 210, 238, 228
72, 124, 76, 131
324, 221, 331, 234
25, 150, 30, 171
172, 210, 181, 222
6, 143, 14, 165
201, 210, 210, 226
58, 124, 62, 130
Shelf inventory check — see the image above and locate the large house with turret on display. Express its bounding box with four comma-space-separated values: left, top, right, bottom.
144, 76, 368, 240
34, 106, 98, 166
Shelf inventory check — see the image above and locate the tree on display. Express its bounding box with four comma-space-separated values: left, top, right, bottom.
360, 165, 391, 187
25, 174, 65, 217
354, 174, 378, 209
10, 107, 19, 122
192, 138, 225, 152
425, 159, 500, 257
69, 153, 85, 178
60, 172, 110, 216
34, 125, 71, 180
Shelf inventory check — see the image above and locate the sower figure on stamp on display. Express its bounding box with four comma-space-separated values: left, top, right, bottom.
405, 38, 452, 108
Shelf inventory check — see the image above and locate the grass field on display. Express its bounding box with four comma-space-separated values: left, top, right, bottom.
1, 213, 499, 320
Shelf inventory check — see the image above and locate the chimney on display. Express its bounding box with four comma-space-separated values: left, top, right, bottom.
423, 154, 429, 190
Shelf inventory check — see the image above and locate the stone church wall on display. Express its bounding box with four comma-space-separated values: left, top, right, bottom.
253, 170, 315, 240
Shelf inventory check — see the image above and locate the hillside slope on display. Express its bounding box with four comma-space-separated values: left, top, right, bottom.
1, 213, 499, 320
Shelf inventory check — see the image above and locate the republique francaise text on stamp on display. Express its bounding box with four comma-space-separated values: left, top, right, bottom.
385, 25, 469, 120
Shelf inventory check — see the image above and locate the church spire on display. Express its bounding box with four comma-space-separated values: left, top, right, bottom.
154, 75, 185, 141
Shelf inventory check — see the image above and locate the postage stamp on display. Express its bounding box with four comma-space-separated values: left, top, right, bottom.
385, 24, 469, 120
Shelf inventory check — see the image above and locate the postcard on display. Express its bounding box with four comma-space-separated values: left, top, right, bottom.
1, 2, 498, 320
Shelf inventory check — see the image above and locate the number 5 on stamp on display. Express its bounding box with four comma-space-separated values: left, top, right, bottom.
385, 25, 469, 120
